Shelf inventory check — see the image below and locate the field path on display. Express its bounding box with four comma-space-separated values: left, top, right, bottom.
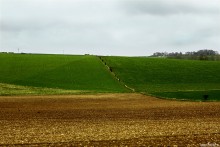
0, 94, 220, 146
98, 56, 135, 92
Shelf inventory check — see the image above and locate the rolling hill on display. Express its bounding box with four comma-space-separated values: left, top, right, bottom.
1, 53, 220, 100
0, 53, 128, 95
102, 56, 220, 101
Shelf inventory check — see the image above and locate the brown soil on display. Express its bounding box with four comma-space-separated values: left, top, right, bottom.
0, 93, 220, 146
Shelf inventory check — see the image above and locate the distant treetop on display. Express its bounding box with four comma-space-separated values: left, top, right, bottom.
151, 49, 219, 61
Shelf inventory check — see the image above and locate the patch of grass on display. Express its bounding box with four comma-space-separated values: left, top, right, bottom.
0, 83, 91, 96
102, 56, 220, 100
0, 54, 128, 95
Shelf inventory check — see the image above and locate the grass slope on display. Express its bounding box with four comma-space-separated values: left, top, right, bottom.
102, 56, 220, 101
0, 54, 128, 95
0, 83, 87, 96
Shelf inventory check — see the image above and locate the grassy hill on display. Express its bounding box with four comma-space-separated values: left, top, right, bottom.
0, 53, 128, 95
1, 53, 220, 100
102, 56, 220, 101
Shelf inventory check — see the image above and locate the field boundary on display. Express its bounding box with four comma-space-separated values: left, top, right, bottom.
98, 56, 135, 92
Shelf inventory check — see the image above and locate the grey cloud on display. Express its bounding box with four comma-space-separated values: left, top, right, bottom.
0, 0, 220, 56
121, 0, 220, 16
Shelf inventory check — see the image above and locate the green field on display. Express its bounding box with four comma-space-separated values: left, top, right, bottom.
0, 54, 128, 95
1, 53, 220, 100
102, 56, 220, 101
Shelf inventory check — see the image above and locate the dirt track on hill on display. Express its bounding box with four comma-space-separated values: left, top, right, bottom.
0, 94, 220, 146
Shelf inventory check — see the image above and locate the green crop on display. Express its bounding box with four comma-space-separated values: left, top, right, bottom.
1, 53, 220, 100
102, 56, 220, 101
0, 54, 128, 95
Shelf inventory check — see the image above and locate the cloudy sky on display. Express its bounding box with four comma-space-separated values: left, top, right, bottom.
0, 0, 220, 56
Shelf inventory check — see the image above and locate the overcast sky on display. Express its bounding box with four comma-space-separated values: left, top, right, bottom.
0, 0, 220, 56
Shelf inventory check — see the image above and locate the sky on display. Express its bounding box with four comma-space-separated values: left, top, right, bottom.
0, 0, 220, 56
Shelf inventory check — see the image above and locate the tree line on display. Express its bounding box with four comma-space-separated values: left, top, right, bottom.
151, 49, 220, 61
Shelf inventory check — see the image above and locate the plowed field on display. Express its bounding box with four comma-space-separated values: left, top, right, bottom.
0, 94, 220, 146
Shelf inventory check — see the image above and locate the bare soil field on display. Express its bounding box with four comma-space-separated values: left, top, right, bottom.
0, 93, 220, 146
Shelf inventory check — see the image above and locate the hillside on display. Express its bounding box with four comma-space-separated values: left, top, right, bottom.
102, 56, 220, 101
1, 53, 220, 100
0, 54, 128, 95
